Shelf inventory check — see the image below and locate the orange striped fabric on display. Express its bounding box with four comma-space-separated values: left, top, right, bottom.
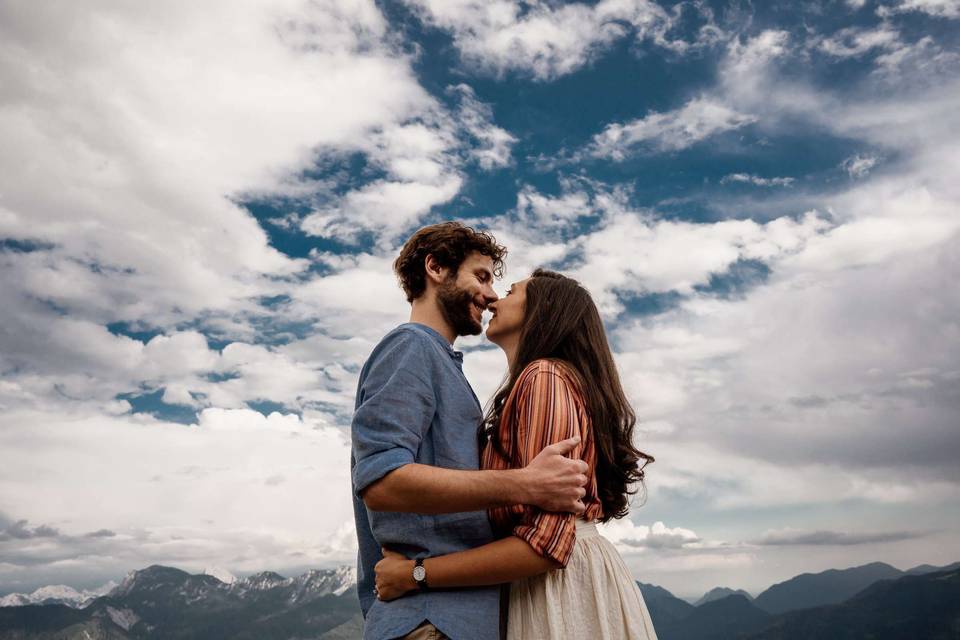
482, 358, 603, 567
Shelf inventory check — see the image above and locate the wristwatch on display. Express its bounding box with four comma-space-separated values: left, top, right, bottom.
413, 558, 428, 592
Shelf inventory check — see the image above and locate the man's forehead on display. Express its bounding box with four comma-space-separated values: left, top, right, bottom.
464, 251, 495, 275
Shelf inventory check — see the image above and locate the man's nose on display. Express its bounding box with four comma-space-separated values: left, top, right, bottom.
483, 285, 499, 303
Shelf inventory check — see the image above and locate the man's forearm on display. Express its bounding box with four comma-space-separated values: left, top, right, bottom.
361, 463, 529, 513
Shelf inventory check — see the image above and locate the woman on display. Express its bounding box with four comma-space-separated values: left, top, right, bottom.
375, 269, 659, 639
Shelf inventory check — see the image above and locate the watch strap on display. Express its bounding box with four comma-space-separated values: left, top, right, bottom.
414, 557, 429, 591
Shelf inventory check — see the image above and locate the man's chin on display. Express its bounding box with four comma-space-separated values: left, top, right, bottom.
458, 319, 483, 337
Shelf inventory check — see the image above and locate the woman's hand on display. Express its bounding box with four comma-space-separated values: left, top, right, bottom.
374, 548, 417, 601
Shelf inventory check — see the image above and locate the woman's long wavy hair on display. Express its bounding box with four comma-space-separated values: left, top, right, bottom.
480, 268, 654, 521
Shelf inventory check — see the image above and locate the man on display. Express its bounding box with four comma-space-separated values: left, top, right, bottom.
351, 222, 589, 640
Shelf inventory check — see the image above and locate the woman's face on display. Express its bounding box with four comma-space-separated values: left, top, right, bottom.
485, 278, 529, 346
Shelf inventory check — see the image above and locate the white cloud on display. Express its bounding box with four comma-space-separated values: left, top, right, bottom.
721, 29, 791, 99
880, 0, 960, 18
872, 35, 960, 80
515, 184, 593, 227
589, 97, 756, 159
570, 208, 830, 315
721, 173, 795, 187
841, 153, 880, 177
300, 85, 515, 244
449, 84, 518, 170
599, 519, 701, 552
302, 175, 464, 244
816, 25, 900, 58
0, 0, 435, 328
404, 0, 717, 81
0, 408, 355, 589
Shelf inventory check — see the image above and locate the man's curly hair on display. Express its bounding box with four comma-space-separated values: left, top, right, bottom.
393, 222, 507, 302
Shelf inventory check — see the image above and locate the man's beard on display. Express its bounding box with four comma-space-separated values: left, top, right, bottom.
437, 276, 482, 337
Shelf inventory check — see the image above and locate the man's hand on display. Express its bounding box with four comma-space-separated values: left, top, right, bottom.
520, 436, 589, 513
374, 548, 416, 602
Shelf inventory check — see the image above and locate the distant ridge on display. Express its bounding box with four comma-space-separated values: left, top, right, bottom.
636, 561, 960, 640
671, 594, 772, 640
636, 581, 695, 631
745, 568, 960, 640
906, 560, 960, 575
753, 561, 902, 615
694, 586, 754, 607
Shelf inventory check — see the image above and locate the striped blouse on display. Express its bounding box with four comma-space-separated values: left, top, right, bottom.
482, 358, 603, 567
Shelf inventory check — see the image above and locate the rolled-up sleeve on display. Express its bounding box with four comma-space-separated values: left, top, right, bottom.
351, 330, 436, 497
510, 365, 585, 567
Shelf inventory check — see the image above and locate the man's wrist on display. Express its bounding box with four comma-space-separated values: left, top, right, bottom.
506, 467, 531, 506
407, 559, 418, 592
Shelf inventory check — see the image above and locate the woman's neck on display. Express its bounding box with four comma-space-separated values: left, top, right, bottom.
500, 336, 519, 370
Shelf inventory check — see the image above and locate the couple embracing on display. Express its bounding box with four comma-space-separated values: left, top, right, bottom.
351, 222, 659, 640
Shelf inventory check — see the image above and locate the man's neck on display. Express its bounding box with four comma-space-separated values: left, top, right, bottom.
409, 297, 456, 344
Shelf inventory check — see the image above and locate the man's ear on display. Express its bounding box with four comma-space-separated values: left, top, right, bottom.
424, 254, 448, 286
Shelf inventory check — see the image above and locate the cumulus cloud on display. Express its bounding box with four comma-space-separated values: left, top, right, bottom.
300, 84, 516, 243
599, 519, 701, 551
589, 97, 757, 159
0, 408, 354, 591
403, 0, 724, 81
515, 184, 594, 227
570, 206, 830, 315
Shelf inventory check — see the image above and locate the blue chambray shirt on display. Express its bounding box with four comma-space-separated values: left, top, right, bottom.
351, 323, 499, 640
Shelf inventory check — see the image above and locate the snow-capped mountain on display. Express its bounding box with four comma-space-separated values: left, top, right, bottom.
203, 566, 237, 585
0, 564, 362, 639
229, 565, 357, 602
0, 581, 117, 608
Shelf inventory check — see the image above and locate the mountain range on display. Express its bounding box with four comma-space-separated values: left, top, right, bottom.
1, 561, 958, 639
0, 565, 360, 640
638, 561, 960, 640
0, 582, 117, 609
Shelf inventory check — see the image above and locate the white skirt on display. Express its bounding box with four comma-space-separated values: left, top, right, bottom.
507, 519, 659, 640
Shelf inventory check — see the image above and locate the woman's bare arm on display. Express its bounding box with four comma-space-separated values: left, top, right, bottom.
375, 536, 560, 600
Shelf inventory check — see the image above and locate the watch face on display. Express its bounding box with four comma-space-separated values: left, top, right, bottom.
413, 565, 426, 582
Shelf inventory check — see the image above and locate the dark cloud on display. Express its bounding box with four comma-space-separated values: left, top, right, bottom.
752, 529, 927, 546
0, 519, 61, 541
85, 529, 117, 538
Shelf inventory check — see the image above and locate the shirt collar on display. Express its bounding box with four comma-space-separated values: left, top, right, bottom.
403, 322, 464, 361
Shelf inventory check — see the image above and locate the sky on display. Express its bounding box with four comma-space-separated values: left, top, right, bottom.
1, 0, 959, 601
